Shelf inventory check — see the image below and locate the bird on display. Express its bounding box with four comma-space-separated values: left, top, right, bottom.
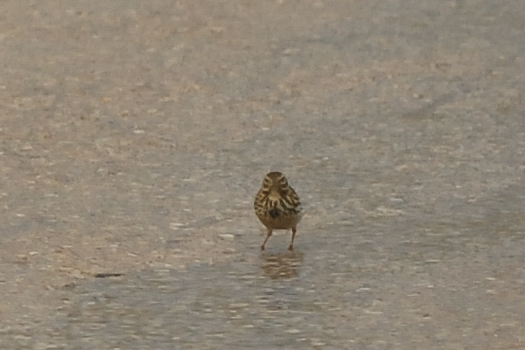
254, 171, 303, 251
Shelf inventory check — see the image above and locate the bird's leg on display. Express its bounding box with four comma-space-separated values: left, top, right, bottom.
288, 226, 297, 251
261, 228, 273, 250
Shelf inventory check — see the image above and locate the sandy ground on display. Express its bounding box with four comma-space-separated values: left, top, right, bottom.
1, 0, 525, 349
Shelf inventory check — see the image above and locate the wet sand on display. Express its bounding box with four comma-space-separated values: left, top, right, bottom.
1, 0, 524, 348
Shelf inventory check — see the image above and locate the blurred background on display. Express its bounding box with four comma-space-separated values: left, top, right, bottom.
1, 0, 524, 349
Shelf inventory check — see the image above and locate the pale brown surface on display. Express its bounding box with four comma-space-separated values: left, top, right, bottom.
1, 0, 525, 349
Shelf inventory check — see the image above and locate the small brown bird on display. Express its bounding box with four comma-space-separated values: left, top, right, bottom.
254, 172, 303, 251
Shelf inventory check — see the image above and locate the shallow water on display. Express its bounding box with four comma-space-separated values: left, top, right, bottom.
55, 186, 525, 349
1, 0, 525, 349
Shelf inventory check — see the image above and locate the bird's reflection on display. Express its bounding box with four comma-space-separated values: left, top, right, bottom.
260, 250, 304, 279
